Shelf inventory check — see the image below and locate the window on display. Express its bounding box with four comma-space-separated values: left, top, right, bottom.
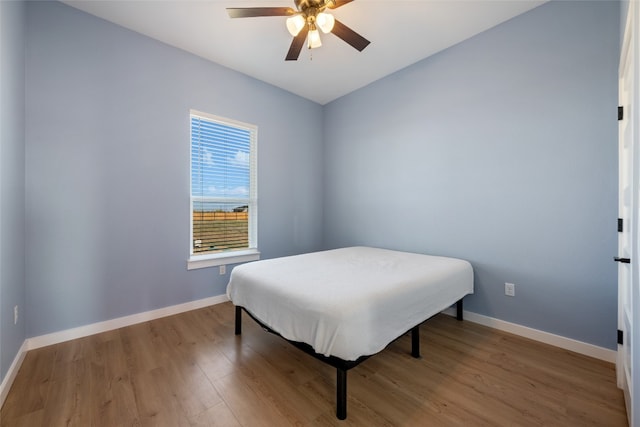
188, 110, 259, 270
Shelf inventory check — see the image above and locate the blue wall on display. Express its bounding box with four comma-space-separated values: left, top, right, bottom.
5, 0, 620, 370
24, 1, 324, 337
0, 0, 27, 380
323, 1, 620, 349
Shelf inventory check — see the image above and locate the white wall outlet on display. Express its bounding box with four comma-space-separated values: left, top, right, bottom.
219, 265, 226, 275
14, 305, 18, 325
505, 282, 515, 297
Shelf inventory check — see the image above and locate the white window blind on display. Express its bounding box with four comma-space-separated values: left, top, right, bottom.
190, 110, 257, 260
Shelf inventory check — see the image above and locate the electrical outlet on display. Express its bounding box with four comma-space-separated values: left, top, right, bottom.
14, 305, 18, 325
219, 265, 226, 275
505, 283, 515, 297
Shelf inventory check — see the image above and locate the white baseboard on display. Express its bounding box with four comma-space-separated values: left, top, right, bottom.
1, 296, 616, 411
442, 308, 616, 363
26, 294, 229, 351
0, 340, 28, 410
1, 294, 229, 409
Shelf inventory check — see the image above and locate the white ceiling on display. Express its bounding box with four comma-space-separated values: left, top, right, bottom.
62, 0, 546, 105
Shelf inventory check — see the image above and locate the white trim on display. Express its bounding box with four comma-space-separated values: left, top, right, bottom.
187, 249, 260, 270
1, 295, 617, 411
1, 295, 229, 409
27, 293, 611, 363
442, 308, 616, 363
26, 294, 229, 351
0, 340, 28, 410
190, 109, 256, 131
189, 110, 258, 262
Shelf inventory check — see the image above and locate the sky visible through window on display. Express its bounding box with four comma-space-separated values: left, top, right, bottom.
191, 116, 250, 212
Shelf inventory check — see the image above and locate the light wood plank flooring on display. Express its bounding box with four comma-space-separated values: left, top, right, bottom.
0, 302, 626, 426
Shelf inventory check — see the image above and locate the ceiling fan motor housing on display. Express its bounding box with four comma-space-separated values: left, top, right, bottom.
295, 0, 332, 11
226, 0, 369, 61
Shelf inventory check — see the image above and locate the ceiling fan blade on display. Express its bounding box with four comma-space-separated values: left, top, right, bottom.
326, 0, 354, 9
226, 7, 295, 18
284, 25, 309, 61
331, 19, 370, 52
285, 26, 309, 61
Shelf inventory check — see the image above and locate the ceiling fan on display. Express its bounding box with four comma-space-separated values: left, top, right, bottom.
226, 0, 370, 61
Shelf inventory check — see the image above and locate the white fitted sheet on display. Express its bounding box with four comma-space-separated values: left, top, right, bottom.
226, 246, 474, 361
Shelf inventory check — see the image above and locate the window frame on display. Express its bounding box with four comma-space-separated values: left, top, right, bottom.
187, 109, 259, 270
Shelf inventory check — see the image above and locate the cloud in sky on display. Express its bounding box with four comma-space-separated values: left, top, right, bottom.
203, 149, 214, 166
207, 185, 248, 197
230, 150, 249, 168
228, 186, 248, 196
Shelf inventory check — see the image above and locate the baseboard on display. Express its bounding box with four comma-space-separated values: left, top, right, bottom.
2, 295, 615, 412
19, 297, 619, 361
442, 308, 616, 363
0, 340, 28, 410
26, 294, 229, 351
1, 294, 229, 410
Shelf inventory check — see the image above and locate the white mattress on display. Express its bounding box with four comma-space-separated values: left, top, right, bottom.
226, 246, 474, 361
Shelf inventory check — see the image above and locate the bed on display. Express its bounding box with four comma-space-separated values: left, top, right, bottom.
226, 246, 474, 419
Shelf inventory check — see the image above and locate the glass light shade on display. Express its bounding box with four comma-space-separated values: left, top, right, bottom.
286, 15, 305, 36
316, 13, 335, 33
308, 29, 322, 48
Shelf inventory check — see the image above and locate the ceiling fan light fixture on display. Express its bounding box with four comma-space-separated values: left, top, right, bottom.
286, 14, 305, 36
227, 1, 370, 61
308, 28, 322, 49
316, 12, 335, 33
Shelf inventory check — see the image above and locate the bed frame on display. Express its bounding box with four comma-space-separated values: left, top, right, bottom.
234, 298, 464, 420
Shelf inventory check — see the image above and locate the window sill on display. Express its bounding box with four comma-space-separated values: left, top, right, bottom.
187, 249, 260, 270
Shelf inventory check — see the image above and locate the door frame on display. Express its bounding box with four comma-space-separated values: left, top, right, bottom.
618, 2, 640, 426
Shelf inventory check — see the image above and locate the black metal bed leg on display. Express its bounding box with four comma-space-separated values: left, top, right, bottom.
235, 306, 242, 335
411, 325, 420, 358
456, 299, 463, 321
337, 368, 347, 420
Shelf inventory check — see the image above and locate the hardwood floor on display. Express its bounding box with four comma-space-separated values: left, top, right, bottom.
0, 302, 627, 426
